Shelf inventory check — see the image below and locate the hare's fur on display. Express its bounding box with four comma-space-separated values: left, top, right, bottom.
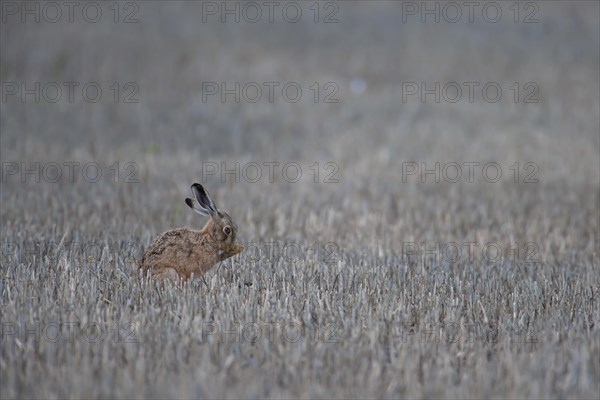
138, 184, 243, 281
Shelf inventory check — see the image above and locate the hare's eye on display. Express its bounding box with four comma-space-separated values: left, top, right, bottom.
223, 226, 231, 236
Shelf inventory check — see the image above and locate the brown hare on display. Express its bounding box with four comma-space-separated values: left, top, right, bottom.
138, 183, 244, 281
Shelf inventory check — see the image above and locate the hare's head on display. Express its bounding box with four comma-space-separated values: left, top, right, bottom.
185, 183, 244, 258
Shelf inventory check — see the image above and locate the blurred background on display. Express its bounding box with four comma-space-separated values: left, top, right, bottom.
1, 1, 599, 398
1, 0, 598, 255
2, 5, 598, 175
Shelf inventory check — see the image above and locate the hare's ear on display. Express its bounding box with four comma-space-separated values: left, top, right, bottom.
191, 183, 218, 217
185, 197, 210, 216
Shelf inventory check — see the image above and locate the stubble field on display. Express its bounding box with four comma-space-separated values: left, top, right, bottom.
1, 2, 599, 398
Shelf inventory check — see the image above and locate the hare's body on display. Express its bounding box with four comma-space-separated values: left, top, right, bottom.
138, 184, 243, 281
